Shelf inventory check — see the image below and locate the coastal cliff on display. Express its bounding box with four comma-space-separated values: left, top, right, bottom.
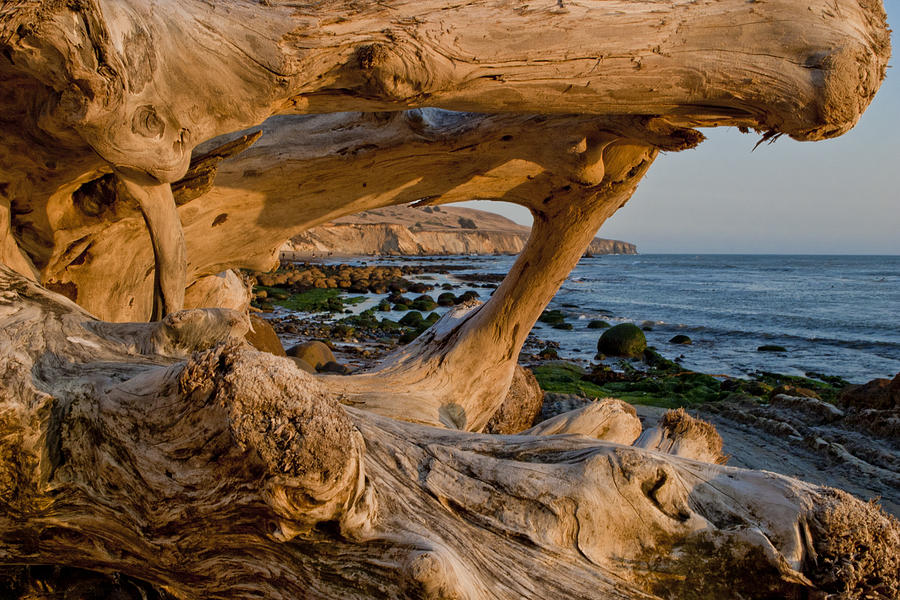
282, 205, 637, 256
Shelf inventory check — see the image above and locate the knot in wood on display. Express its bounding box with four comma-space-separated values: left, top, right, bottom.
355, 41, 449, 102
131, 105, 165, 140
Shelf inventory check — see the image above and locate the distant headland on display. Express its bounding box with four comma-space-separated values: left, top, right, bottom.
282, 205, 637, 257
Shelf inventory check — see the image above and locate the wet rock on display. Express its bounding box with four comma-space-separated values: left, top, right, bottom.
245, 314, 286, 356
669, 334, 692, 345
379, 318, 401, 332
399, 311, 424, 327
437, 292, 457, 306
317, 360, 351, 375
720, 379, 772, 397
587, 320, 611, 329
839, 373, 900, 410
388, 293, 411, 305
537, 345, 559, 360
538, 309, 568, 326
410, 294, 438, 311
331, 323, 355, 339
597, 323, 646, 358
582, 363, 632, 384
643, 348, 679, 371
399, 327, 428, 344
769, 384, 820, 400
757, 344, 787, 352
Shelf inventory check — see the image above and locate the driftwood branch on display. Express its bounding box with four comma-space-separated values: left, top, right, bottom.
0, 0, 892, 320
22, 110, 680, 321
1, 266, 897, 599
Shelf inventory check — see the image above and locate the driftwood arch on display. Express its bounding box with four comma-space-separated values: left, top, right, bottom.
0, 0, 896, 598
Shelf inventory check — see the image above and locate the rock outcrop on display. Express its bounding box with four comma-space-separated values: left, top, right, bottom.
282, 205, 636, 257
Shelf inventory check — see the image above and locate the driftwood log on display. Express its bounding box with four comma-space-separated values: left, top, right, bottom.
2, 267, 899, 599
0, 0, 897, 598
0, 0, 891, 320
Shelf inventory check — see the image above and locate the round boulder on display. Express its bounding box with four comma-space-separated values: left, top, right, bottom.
597, 323, 647, 358
437, 292, 457, 306
289, 357, 317, 374
399, 311, 424, 327
669, 334, 692, 345
286, 340, 336, 369
246, 314, 286, 356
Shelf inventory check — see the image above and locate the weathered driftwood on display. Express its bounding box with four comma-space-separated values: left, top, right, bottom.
0, 0, 896, 597
323, 138, 656, 431
32, 111, 684, 322
0, 0, 891, 319
2, 267, 898, 599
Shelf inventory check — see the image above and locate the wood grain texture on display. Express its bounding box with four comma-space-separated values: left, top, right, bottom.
0, 0, 895, 597
0, 0, 891, 320
1, 265, 897, 599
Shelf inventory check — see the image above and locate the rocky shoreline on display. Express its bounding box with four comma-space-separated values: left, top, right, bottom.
249, 259, 900, 516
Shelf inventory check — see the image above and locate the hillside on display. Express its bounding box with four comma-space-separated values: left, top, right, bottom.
282, 205, 636, 257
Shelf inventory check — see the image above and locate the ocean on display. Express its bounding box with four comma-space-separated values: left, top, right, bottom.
328, 254, 900, 383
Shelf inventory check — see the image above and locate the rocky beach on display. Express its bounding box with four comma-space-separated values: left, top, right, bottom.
249, 257, 900, 517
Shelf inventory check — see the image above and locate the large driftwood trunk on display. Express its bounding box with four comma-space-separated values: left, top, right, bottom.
33, 111, 685, 322
0, 0, 896, 598
0, 0, 890, 320
2, 267, 898, 599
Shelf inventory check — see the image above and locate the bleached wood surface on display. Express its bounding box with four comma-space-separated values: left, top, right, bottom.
0, 0, 895, 597
2, 266, 897, 599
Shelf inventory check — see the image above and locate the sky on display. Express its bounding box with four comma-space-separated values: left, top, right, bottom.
460, 0, 899, 254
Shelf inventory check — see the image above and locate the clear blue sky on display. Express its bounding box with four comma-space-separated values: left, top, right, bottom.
461, 0, 899, 254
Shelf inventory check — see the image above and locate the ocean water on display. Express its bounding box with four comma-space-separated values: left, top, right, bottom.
333, 254, 900, 383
